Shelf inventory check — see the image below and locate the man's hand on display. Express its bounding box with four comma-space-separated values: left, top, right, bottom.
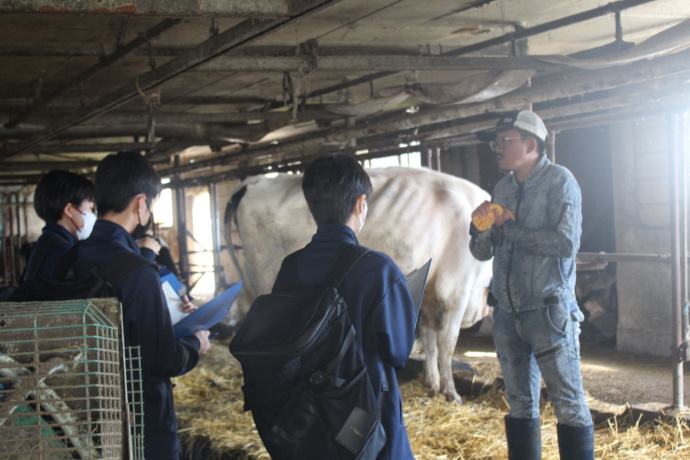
471, 201, 499, 231
136, 235, 161, 255
493, 208, 513, 228
472, 201, 514, 230
180, 295, 197, 313
193, 330, 211, 355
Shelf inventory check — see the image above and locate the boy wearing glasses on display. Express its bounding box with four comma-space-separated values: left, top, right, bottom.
470, 111, 594, 460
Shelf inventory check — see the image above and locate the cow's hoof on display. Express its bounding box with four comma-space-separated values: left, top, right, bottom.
444, 391, 463, 404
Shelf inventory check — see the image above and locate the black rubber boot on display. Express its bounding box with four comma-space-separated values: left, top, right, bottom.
504, 415, 542, 460
557, 423, 595, 460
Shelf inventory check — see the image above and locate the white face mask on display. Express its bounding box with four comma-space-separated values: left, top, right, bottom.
77, 211, 97, 240
358, 201, 368, 233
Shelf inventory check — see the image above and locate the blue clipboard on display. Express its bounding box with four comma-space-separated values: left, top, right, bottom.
173, 281, 243, 339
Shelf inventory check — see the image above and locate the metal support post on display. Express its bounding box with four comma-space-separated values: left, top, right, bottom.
669, 112, 684, 410
547, 129, 556, 163
208, 182, 224, 294
679, 112, 690, 358
174, 185, 190, 290
434, 146, 442, 172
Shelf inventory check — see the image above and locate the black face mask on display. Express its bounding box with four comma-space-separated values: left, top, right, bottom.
131, 218, 152, 240
132, 198, 153, 240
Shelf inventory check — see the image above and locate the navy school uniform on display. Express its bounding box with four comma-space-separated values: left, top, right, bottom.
23, 222, 76, 281
75, 220, 200, 460
272, 224, 417, 460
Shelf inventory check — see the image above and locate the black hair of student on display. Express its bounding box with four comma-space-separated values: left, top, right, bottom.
34, 170, 95, 223
302, 154, 372, 225
95, 150, 161, 216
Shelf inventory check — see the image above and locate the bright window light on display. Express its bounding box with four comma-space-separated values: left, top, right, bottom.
191, 192, 215, 298
153, 188, 174, 228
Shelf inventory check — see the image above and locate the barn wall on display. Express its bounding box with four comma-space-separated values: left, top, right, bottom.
0, 185, 44, 285
611, 115, 683, 357
440, 145, 481, 184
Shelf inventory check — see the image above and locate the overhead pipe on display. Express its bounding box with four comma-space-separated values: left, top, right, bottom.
0, 0, 344, 161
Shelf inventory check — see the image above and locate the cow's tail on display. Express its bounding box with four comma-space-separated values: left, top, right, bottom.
224, 185, 248, 284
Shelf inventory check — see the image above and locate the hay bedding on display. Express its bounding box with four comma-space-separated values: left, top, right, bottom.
173, 344, 690, 459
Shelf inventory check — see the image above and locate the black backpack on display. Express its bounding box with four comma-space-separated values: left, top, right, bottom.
9, 245, 156, 302
229, 244, 386, 460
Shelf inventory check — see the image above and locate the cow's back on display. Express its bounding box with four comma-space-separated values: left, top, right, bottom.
229, 167, 491, 326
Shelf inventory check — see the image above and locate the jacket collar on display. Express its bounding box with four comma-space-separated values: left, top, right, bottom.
43, 222, 76, 244
510, 154, 551, 190
312, 224, 359, 245
89, 219, 141, 254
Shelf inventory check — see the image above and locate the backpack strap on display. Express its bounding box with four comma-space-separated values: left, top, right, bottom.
310, 326, 357, 388
308, 245, 370, 388
322, 244, 371, 289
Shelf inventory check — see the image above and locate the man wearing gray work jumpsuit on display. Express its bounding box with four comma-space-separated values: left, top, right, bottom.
470, 111, 594, 460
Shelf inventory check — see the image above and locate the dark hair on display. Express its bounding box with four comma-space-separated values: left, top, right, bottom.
302, 154, 372, 225
95, 151, 161, 216
34, 170, 95, 223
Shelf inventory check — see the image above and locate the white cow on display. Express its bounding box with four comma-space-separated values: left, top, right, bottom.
224, 167, 492, 403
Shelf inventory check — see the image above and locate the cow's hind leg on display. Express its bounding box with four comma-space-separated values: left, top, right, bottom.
419, 323, 440, 397
437, 293, 471, 404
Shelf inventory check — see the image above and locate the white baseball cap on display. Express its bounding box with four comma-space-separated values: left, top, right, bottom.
477, 110, 548, 142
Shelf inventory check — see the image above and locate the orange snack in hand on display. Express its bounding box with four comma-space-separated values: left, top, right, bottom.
472, 204, 515, 231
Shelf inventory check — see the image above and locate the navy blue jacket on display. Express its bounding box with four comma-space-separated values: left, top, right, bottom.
23, 223, 76, 281
272, 224, 416, 460
76, 220, 200, 460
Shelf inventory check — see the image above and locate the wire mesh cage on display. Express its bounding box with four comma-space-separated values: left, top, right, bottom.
0, 299, 144, 459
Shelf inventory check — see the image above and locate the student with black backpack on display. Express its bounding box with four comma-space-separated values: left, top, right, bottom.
74, 151, 210, 460
234, 154, 417, 459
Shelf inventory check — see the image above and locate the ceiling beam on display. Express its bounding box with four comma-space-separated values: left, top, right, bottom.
171, 96, 689, 187
0, 160, 100, 172
158, 48, 690, 176
0, 0, 344, 161
0, 96, 275, 110
300, 0, 659, 103
20, 107, 343, 126
1, 122, 270, 142
0, 173, 45, 185
25, 142, 155, 154
4, 18, 183, 129
0, 0, 291, 17
197, 55, 560, 72
0, 45, 453, 58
